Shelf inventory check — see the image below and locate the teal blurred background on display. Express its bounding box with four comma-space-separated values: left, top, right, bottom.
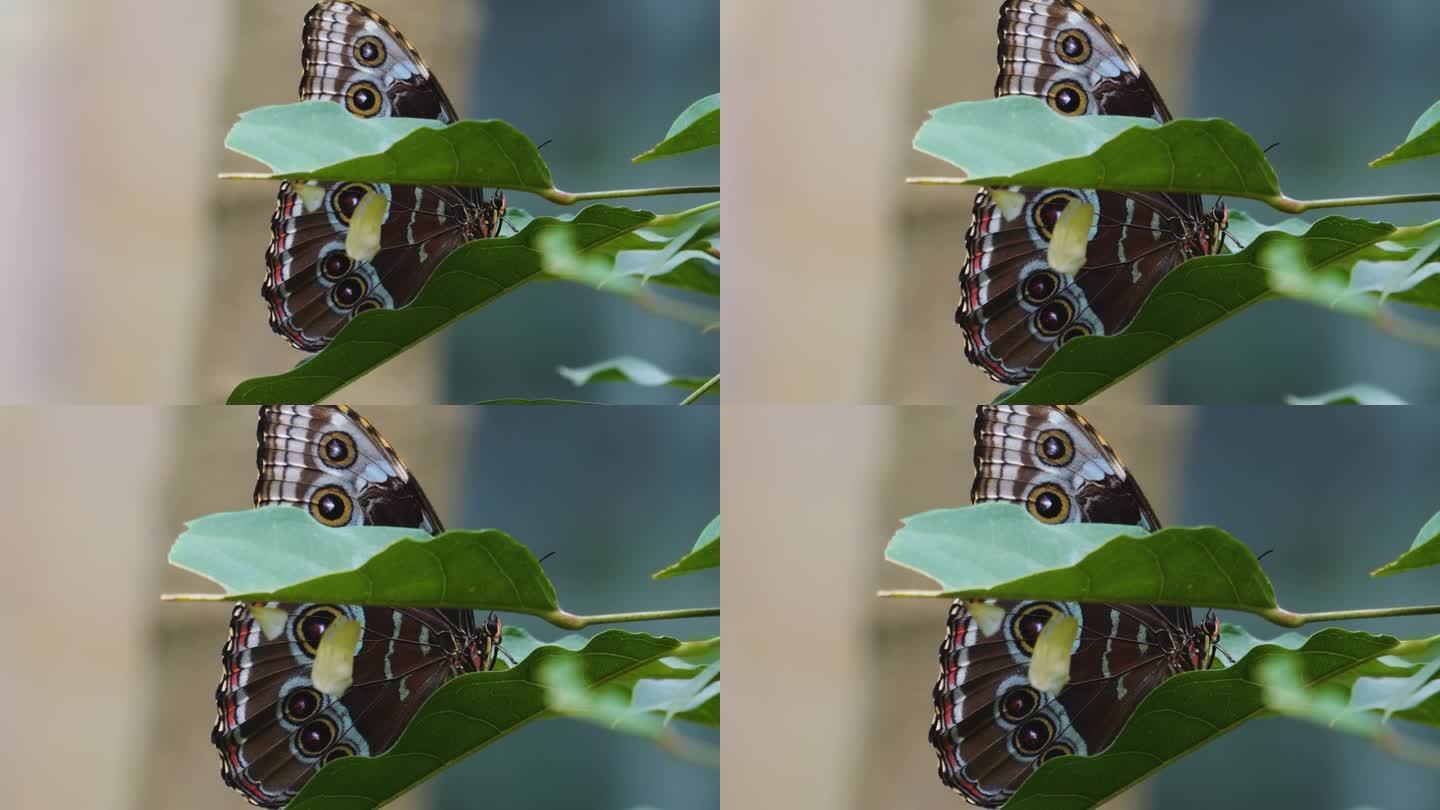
444, 1, 719, 404
437, 405, 719, 809
1163, 0, 1440, 402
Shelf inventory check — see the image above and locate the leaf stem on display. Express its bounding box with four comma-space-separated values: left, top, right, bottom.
1269, 193, 1440, 214
218, 173, 717, 206
545, 185, 720, 205
647, 200, 720, 227
907, 177, 1440, 214
544, 606, 719, 630
679, 374, 720, 404
879, 590, 1440, 629
1262, 604, 1440, 628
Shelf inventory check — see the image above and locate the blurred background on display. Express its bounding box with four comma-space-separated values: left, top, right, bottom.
725, 0, 1440, 404
0, 404, 718, 808
726, 403, 1440, 809
0, 0, 717, 403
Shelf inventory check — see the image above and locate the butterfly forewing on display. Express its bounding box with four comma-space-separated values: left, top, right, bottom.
931, 405, 1207, 806
263, 1, 502, 352
214, 405, 492, 807
958, 0, 1225, 383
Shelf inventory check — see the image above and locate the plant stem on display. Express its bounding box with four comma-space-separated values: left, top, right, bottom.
906, 176, 1440, 214
680, 374, 720, 404
546, 185, 720, 205
544, 606, 719, 630
879, 590, 1440, 629
218, 172, 717, 206
1268, 193, 1440, 214
648, 200, 720, 227
1261, 604, 1440, 628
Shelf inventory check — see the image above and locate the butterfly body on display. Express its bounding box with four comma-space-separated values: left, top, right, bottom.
214, 405, 502, 807
959, 0, 1228, 383
264, 1, 505, 352
931, 405, 1219, 806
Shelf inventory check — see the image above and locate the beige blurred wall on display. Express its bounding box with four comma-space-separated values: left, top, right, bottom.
724, 0, 1200, 404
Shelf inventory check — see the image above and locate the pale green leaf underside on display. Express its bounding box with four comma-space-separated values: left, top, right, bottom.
169, 506, 558, 612
884, 503, 1276, 611
226, 101, 554, 191
1284, 385, 1408, 405
653, 515, 720, 579
914, 96, 1280, 197
634, 93, 720, 163
1372, 510, 1440, 577
1372, 99, 1440, 168
558, 356, 710, 391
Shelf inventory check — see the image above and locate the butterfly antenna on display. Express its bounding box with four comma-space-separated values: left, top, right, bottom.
537, 138, 554, 151
1215, 641, 1235, 665
537, 550, 558, 566
1256, 548, 1275, 563
1263, 141, 1282, 156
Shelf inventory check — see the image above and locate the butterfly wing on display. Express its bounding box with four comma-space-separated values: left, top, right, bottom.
264, 1, 497, 351
959, 0, 1215, 383
931, 405, 1195, 806
214, 405, 474, 807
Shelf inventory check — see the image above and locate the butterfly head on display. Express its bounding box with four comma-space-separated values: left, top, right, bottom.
469, 611, 513, 671
1203, 201, 1230, 256
1185, 610, 1223, 671
481, 190, 508, 239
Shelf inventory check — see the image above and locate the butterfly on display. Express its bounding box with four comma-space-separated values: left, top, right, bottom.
213, 404, 505, 807
957, 0, 1229, 384
264, 1, 506, 351
930, 405, 1220, 806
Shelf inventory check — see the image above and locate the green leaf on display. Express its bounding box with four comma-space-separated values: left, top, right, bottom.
999, 216, 1400, 404
542, 654, 720, 731
1372, 99, 1440, 168
1345, 229, 1440, 304
1284, 385, 1407, 405
633, 93, 720, 163
1372, 510, 1440, 577
226, 204, 656, 404
557, 356, 710, 391
1004, 628, 1399, 809
539, 204, 721, 301
913, 96, 1280, 198
167, 506, 558, 612
883, 503, 1276, 611
1258, 646, 1440, 766
653, 515, 720, 579
287, 630, 684, 809
226, 101, 554, 192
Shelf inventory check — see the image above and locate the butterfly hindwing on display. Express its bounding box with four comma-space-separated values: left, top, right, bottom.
959, 0, 1224, 383
932, 405, 1207, 807
263, 1, 501, 352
